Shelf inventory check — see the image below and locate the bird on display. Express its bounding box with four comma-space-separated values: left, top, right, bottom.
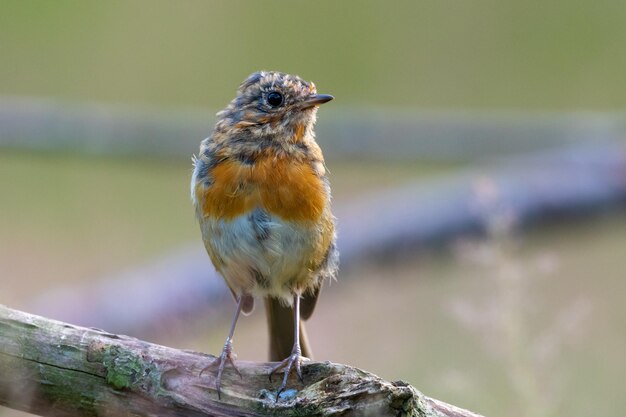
190, 71, 338, 398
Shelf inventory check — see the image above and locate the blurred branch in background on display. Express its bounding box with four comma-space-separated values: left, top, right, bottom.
1, 97, 626, 161
24, 138, 626, 337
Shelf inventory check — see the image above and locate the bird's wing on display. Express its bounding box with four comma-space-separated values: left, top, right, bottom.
227, 286, 255, 315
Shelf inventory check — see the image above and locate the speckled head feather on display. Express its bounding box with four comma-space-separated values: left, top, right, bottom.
213, 71, 333, 143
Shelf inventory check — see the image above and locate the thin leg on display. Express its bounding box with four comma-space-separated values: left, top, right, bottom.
200, 295, 244, 399
269, 294, 309, 398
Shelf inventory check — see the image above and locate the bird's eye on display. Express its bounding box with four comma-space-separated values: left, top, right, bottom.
266, 91, 284, 107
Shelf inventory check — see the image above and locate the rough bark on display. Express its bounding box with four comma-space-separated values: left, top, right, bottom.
0, 304, 482, 417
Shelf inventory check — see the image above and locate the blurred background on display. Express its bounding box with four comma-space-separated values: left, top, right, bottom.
1, 1, 626, 416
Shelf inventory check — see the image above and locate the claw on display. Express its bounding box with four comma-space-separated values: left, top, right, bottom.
200, 338, 240, 399
200, 296, 246, 399
267, 294, 311, 401
295, 359, 304, 384
269, 351, 310, 399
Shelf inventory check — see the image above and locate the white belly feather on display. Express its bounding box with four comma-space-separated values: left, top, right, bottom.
198, 208, 319, 300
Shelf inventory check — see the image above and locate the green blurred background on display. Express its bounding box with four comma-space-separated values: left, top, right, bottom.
2, 0, 626, 109
1, 1, 626, 416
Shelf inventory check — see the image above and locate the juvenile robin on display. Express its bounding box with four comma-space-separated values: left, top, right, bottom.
191, 71, 338, 397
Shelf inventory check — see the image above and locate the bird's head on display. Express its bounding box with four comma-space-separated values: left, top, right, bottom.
215, 71, 333, 142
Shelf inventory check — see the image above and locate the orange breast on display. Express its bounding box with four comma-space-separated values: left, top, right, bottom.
197, 156, 326, 222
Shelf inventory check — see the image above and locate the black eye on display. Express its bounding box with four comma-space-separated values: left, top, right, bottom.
267, 91, 284, 107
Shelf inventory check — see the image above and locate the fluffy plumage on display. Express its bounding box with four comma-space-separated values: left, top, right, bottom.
191, 71, 338, 309
191, 71, 337, 396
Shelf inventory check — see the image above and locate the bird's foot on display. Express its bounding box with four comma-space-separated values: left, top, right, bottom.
200, 338, 241, 399
269, 349, 310, 399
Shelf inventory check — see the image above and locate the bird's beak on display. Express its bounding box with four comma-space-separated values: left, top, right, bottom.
299, 94, 334, 109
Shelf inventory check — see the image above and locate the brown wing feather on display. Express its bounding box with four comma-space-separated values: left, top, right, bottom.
227, 287, 254, 315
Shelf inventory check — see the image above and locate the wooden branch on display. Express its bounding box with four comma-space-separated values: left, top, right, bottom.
0, 305, 483, 417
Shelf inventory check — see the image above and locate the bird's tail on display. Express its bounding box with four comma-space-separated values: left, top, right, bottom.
264, 297, 312, 361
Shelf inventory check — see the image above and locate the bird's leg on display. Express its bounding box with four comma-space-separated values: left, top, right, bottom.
269, 294, 309, 397
200, 295, 244, 399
